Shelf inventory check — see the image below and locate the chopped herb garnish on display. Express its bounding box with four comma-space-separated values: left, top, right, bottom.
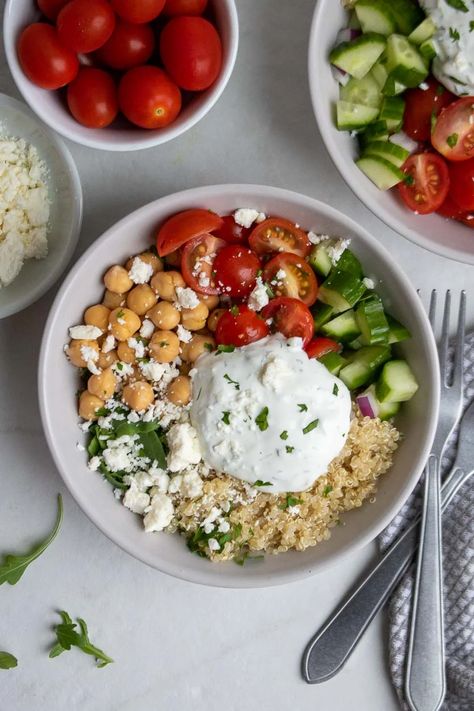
303, 419, 319, 435
280, 430, 288, 440
223, 373, 240, 390
136, 357, 150, 364
322, 485, 333, 497
203, 342, 213, 352
253, 480, 273, 487
286, 445, 295, 454
448, 74, 467, 86
256, 269, 263, 278
264, 282, 275, 298
0, 651, 17, 669
436, 85, 445, 96
447, 132, 459, 148
218, 344, 235, 353
95, 407, 110, 417
470, 20, 474, 32
159, 341, 168, 348
49, 611, 113, 668
197, 387, 202, 400
298, 403, 308, 412
404, 173, 415, 186
230, 305, 239, 316
332, 383, 339, 396
446, 0, 468, 11
116, 362, 124, 371
187, 523, 242, 557
116, 310, 125, 319
255, 406, 269, 431
221, 411, 231, 425
279, 495, 303, 510
449, 27, 461, 41
430, 111, 438, 133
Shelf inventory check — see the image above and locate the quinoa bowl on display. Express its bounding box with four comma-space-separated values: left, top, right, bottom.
39, 184, 439, 588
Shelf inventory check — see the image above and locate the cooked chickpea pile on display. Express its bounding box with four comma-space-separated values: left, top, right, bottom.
66, 250, 223, 421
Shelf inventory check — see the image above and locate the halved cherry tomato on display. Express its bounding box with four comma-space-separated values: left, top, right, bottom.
119, 66, 181, 130
437, 194, 474, 228
160, 16, 222, 91
67, 67, 118, 128
181, 234, 226, 295
249, 218, 311, 258
213, 215, 250, 244
213, 245, 260, 298
17, 23, 79, 90
262, 252, 318, 307
57, 0, 116, 54
447, 159, 474, 211
306, 337, 341, 359
215, 305, 269, 347
403, 77, 455, 142
397, 152, 450, 215
156, 209, 223, 257
95, 19, 155, 70
164, 0, 208, 16
37, 0, 69, 21
261, 297, 314, 347
431, 97, 474, 161
111, 0, 166, 24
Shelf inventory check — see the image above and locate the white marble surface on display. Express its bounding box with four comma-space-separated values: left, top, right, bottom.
1, 1, 473, 709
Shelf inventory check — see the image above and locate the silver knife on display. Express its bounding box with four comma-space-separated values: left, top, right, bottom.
302, 397, 474, 684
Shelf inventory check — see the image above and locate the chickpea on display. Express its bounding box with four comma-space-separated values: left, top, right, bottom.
67, 339, 100, 368
79, 391, 104, 420
122, 381, 154, 411
148, 301, 180, 330
117, 342, 136, 363
151, 270, 185, 301
109, 308, 141, 341
125, 364, 143, 383
84, 304, 110, 331
104, 265, 133, 294
207, 308, 226, 332
126, 284, 157, 316
200, 294, 220, 310
164, 250, 181, 268
102, 289, 125, 309
98, 349, 118, 369
125, 252, 163, 275
167, 375, 192, 406
181, 302, 209, 331
181, 334, 215, 362
149, 330, 180, 363
88, 368, 116, 400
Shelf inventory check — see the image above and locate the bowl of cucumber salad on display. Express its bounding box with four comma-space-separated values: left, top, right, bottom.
309, 0, 474, 265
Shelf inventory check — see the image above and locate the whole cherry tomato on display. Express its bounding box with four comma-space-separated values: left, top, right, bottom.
213, 245, 261, 298
119, 66, 182, 129
160, 16, 222, 91
95, 20, 155, 70
67, 67, 118, 128
37, 0, 69, 21
403, 77, 455, 142
164, 0, 208, 15
57, 0, 116, 54
17, 23, 79, 90
111, 0, 166, 24
215, 305, 269, 347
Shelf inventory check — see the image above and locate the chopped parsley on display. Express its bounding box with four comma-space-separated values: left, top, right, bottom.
187, 523, 242, 557
449, 27, 460, 41
447, 133, 459, 148
285, 445, 295, 454
95, 407, 110, 417
303, 419, 319, 435
448, 74, 467, 86
322, 485, 333, 497
253, 480, 273, 487
264, 282, 275, 298
223, 373, 240, 390
256, 269, 263, 278
332, 383, 339, 396
255, 406, 269, 431
279, 495, 303, 510
446, 0, 468, 11
0, 652, 17, 669
298, 403, 308, 412
159, 341, 168, 348
430, 111, 438, 133
280, 430, 288, 440
115, 362, 124, 371
203, 342, 213, 352
470, 20, 474, 32
116, 309, 125, 319
221, 411, 231, 425
404, 173, 415, 186
217, 344, 235, 353
230, 305, 239, 316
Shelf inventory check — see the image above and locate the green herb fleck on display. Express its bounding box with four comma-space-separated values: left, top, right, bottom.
298, 403, 308, 412
218, 344, 235, 353
449, 27, 461, 41
436, 84, 445, 96
221, 411, 231, 425
430, 110, 438, 133
159, 341, 168, 348
447, 132, 459, 148
203, 342, 213, 352
116, 362, 124, 371
95, 407, 110, 417
303, 419, 319, 435
286, 445, 295, 454
265, 282, 275, 298
197, 387, 202, 400
116, 310, 125, 319
230, 305, 239, 316
446, 0, 468, 11
279, 495, 303, 510
332, 383, 339, 396
0, 652, 18, 670
448, 74, 467, 86
470, 20, 474, 32
280, 430, 288, 440
253, 480, 273, 487
49, 611, 113, 668
223, 373, 240, 390
322, 485, 333, 497
256, 269, 263, 278
404, 173, 415, 187
255, 406, 269, 431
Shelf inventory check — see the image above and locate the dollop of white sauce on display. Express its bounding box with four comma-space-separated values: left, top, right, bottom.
190, 335, 351, 493
420, 0, 474, 95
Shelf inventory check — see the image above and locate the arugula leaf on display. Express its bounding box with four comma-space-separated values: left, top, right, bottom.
0, 494, 63, 586
255, 407, 269, 431
470, 20, 474, 32
0, 652, 18, 670
446, 0, 468, 11
187, 522, 242, 557
49, 611, 113, 668
137, 431, 167, 469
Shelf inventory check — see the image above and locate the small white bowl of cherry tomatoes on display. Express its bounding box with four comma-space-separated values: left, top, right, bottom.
4, 0, 238, 151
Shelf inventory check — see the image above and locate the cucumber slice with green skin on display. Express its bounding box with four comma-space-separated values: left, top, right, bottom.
339, 345, 392, 390
356, 155, 404, 190
376, 360, 419, 402
355, 294, 390, 345
408, 17, 436, 46
340, 74, 382, 108
318, 352, 348, 376
337, 101, 379, 130
348, 336, 364, 350
308, 243, 332, 277
335, 248, 363, 277
362, 139, 409, 168
321, 310, 361, 343
419, 38, 437, 62
387, 314, 411, 343
312, 302, 335, 330
318, 270, 367, 313
347, 10, 362, 30
379, 95, 405, 122
358, 120, 389, 150
385, 34, 428, 88
371, 61, 388, 89
330, 33, 387, 80
389, 0, 424, 35
383, 76, 407, 97
354, 0, 396, 36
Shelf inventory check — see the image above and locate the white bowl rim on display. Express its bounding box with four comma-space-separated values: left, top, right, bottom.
38, 183, 440, 588
0, 91, 83, 319
3, 0, 239, 153
308, 1, 474, 267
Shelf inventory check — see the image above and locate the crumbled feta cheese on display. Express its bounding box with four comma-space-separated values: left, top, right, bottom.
256, 212, 266, 223
127, 410, 140, 423
177, 324, 192, 343
128, 256, 153, 284
198, 272, 210, 289
180, 469, 203, 498
113, 361, 134, 378
217, 519, 230, 534
139, 359, 167, 382
203, 522, 215, 534
143, 493, 174, 532
103, 446, 132, 473
327, 238, 350, 265
207, 538, 220, 551
102, 334, 115, 353
88, 456, 101, 472
175, 286, 200, 310
87, 360, 101, 375
69, 325, 102, 340
127, 337, 145, 358
287, 505, 300, 516
247, 276, 269, 312
80, 345, 99, 363
0, 233, 24, 286
166, 423, 202, 472
233, 208, 260, 228
308, 231, 330, 245
123, 481, 150, 515
275, 269, 286, 281
149, 467, 170, 493
203, 507, 222, 528
260, 354, 293, 391
363, 277, 375, 290
140, 319, 155, 339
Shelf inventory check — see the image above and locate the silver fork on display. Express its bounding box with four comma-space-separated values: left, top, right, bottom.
405, 291, 465, 711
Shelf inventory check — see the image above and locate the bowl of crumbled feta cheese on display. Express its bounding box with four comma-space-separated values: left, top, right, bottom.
0, 93, 82, 319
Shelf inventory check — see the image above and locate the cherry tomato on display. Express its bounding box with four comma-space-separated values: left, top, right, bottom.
181, 234, 226, 295
403, 77, 455, 142
57, 0, 116, 54
157, 209, 223, 257
262, 252, 318, 307
67, 67, 118, 128
213, 215, 250, 244
164, 0, 208, 16
437, 194, 474, 228
37, 0, 69, 21
213, 245, 261, 298
95, 20, 155, 70
215, 305, 269, 347
306, 337, 341, 359
160, 17, 222, 91
431, 98, 474, 161
261, 297, 314, 347
447, 159, 474, 211
457, 213, 474, 229
397, 152, 450, 215
119, 66, 181, 129
249, 218, 311, 258
17, 23, 79, 90
111, 0, 166, 23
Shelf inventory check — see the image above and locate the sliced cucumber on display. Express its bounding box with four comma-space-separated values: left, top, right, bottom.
348, 336, 364, 350
312, 303, 335, 331
360, 384, 400, 420
408, 17, 436, 46
379, 95, 405, 122
355, 294, 390, 345
340, 74, 382, 108
385, 34, 428, 88
309, 243, 332, 277
318, 270, 367, 313
330, 33, 386, 80
371, 61, 388, 89
420, 38, 437, 62
362, 139, 409, 168
337, 101, 379, 130
321, 310, 361, 343
335, 248, 363, 277
347, 10, 362, 30
358, 120, 389, 150
387, 314, 411, 343
356, 155, 404, 190
389, 0, 424, 35
354, 0, 396, 36
383, 76, 407, 97
318, 352, 348, 376
339, 345, 392, 390
376, 360, 419, 402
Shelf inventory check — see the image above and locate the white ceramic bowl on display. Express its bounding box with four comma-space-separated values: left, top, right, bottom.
0, 93, 82, 319
309, 0, 474, 266
39, 184, 439, 588
3, 0, 238, 152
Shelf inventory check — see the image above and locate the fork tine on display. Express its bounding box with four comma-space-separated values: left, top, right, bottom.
439, 290, 451, 385
429, 289, 437, 330
451, 291, 466, 388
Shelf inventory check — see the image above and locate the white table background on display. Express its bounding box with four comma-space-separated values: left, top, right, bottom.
1, 1, 473, 709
